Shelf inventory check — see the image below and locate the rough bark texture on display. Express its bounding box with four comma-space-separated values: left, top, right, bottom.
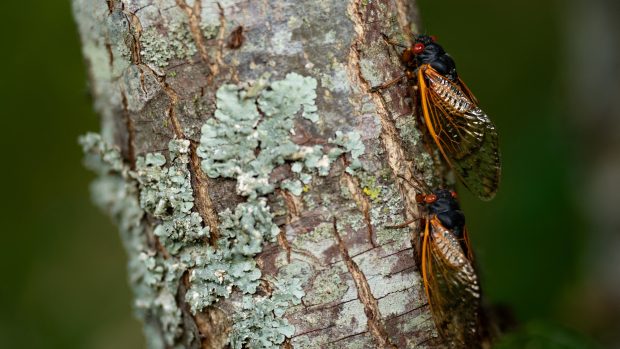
74, 0, 452, 348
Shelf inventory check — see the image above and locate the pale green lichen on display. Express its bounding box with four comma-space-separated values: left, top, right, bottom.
184, 199, 279, 312
304, 268, 348, 305
198, 74, 308, 188
79, 133, 185, 347
195, 73, 327, 347
260, 72, 318, 122
281, 179, 303, 196
359, 58, 385, 88
330, 130, 366, 174
197, 72, 353, 199
230, 278, 304, 349
133, 139, 210, 255
140, 22, 199, 68
134, 254, 186, 346
196, 73, 369, 347
197, 84, 261, 181
80, 132, 124, 173
129, 138, 279, 314
183, 244, 260, 312
394, 114, 421, 148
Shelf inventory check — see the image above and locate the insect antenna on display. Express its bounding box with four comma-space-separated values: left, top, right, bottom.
380, 33, 407, 49
396, 174, 431, 194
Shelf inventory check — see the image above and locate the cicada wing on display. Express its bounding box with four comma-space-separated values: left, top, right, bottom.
417, 65, 501, 200
422, 217, 481, 348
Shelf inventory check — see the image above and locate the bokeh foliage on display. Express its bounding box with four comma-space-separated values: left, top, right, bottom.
0, 1, 142, 348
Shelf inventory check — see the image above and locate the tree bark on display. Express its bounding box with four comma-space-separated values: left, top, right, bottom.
74, 0, 452, 348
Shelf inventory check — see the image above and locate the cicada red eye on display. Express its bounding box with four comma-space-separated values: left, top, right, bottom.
425, 194, 437, 204
450, 191, 458, 199
413, 43, 425, 54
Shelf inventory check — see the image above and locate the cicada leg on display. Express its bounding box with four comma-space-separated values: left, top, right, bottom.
385, 216, 425, 268
369, 74, 407, 92
380, 33, 408, 49
385, 218, 421, 229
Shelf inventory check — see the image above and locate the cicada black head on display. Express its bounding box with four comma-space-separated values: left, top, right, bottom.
413, 34, 436, 47
406, 34, 458, 80
425, 189, 466, 238
407, 35, 440, 61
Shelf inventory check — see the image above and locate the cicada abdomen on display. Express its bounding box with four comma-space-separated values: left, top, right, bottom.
417, 189, 482, 348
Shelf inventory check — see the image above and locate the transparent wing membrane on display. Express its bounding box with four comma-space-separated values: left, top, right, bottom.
418, 65, 501, 200
422, 218, 481, 348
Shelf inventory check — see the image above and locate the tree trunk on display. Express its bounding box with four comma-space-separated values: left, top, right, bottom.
73, 0, 453, 347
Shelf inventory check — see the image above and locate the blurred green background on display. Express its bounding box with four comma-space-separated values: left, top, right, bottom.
0, 0, 615, 348
0, 1, 142, 348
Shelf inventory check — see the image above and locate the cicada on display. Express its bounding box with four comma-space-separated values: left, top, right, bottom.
414, 187, 482, 348
373, 34, 501, 201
